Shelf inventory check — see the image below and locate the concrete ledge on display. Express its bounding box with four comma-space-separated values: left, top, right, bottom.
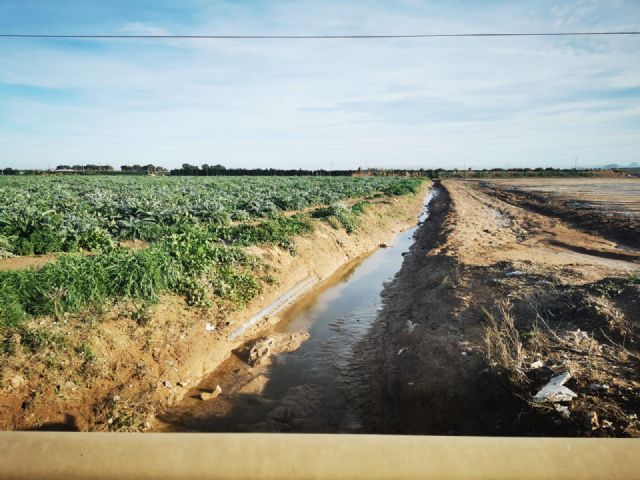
1, 433, 639, 479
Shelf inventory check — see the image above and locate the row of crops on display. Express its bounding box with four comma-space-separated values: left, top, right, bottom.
0, 175, 421, 256
0, 175, 423, 353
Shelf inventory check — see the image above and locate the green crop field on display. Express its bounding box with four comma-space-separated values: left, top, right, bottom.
0, 175, 422, 352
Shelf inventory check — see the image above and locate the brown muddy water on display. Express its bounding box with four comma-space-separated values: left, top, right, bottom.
156, 190, 437, 433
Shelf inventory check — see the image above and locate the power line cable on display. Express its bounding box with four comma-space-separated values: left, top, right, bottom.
0, 31, 639, 40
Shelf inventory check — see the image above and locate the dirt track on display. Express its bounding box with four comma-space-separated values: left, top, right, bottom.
358, 180, 640, 436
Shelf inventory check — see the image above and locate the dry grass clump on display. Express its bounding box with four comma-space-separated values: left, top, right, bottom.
483, 301, 526, 382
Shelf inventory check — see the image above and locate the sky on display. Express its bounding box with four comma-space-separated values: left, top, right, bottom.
0, 0, 639, 171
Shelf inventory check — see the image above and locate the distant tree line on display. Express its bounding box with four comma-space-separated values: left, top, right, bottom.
120, 164, 168, 174
55, 164, 114, 172
169, 164, 355, 176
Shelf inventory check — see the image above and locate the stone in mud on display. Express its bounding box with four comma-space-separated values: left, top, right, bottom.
530, 360, 544, 370
247, 337, 275, 366
585, 411, 600, 430
200, 384, 222, 401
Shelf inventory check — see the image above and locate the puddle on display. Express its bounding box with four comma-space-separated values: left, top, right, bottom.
156, 189, 437, 433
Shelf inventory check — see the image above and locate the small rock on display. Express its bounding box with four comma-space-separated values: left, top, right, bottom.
379, 243, 390, 248
177, 380, 189, 388
11, 374, 30, 391
555, 404, 570, 420
530, 360, 544, 369
162, 380, 173, 389
585, 411, 599, 430
200, 384, 222, 401
112, 395, 121, 402
9, 375, 26, 389
205, 322, 216, 332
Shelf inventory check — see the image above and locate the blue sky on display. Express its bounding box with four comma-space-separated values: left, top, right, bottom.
1, 0, 639, 170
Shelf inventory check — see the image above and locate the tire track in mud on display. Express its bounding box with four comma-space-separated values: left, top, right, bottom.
349, 182, 523, 435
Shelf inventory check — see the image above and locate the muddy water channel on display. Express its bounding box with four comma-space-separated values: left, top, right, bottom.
157, 191, 436, 433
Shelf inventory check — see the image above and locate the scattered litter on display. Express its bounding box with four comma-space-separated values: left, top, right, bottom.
205, 322, 216, 332
589, 383, 610, 393
405, 321, 417, 334
397, 347, 407, 356
200, 384, 222, 401
506, 270, 526, 277
162, 380, 173, 389
602, 420, 613, 429
566, 329, 590, 346
461, 351, 467, 357
555, 404, 570, 420
177, 380, 189, 388
585, 411, 600, 430
532, 372, 577, 403
530, 360, 544, 369
112, 395, 121, 402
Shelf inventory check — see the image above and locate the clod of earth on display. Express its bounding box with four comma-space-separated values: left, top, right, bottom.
532, 372, 578, 403
200, 385, 222, 401
9, 375, 26, 390
585, 411, 600, 430
247, 337, 275, 366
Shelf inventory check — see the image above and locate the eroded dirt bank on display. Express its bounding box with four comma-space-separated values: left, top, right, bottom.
357, 180, 640, 437
0, 186, 429, 431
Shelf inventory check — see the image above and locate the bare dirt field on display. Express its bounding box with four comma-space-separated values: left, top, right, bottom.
359, 179, 640, 437
475, 177, 640, 249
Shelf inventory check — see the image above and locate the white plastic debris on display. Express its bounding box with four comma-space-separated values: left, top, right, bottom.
506, 270, 526, 277
397, 347, 407, 356
532, 372, 577, 403
555, 404, 570, 420
405, 321, 417, 334
205, 322, 216, 332
589, 383, 610, 392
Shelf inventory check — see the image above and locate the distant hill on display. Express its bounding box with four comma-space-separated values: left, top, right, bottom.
602, 162, 640, 169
